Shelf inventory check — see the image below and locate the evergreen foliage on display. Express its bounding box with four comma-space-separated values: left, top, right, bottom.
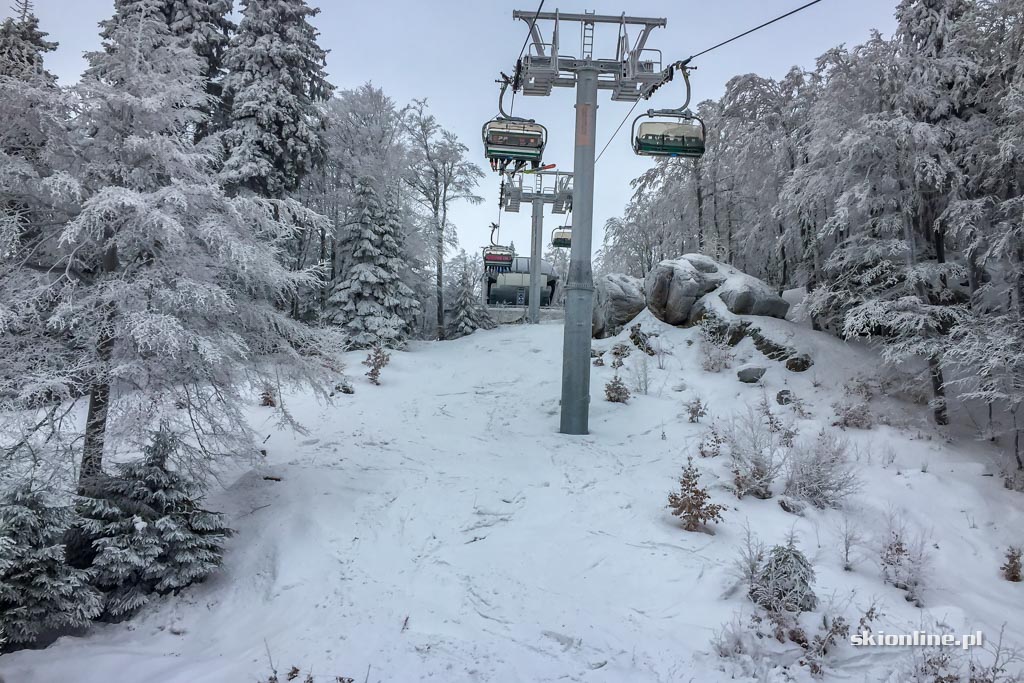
749, 535, 817, 614
221, 0, 333, 196
75, 429, 231, 618
329, 178, 418, 348
445, 250, 494, 340
667, 457, 724, 532
0, 486, 102, 646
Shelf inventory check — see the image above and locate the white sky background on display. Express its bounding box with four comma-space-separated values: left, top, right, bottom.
29, 0, 898, 260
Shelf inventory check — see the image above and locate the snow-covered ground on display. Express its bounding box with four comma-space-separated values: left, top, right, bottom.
3, 314, 1023, 682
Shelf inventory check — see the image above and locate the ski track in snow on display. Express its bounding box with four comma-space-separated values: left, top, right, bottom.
3, 315, 1024, 682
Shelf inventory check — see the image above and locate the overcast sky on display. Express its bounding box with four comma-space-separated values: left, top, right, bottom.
28, 0, 898, 259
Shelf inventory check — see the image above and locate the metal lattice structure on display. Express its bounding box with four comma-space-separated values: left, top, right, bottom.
499, 170, 573, 324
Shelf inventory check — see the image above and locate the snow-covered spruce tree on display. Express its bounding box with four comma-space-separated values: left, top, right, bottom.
221, 0, 332, 197
298, 84, 417, 322
0, 485, 102, 647
48, 0, 342, 487
445, 250, 493, 340
328, 177, 418, 347
74, 428, 230, 618
749, 533, 817, 615
161, 0, 235, 139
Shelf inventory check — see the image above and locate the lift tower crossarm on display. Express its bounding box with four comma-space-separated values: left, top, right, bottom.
513, 11, 665, 26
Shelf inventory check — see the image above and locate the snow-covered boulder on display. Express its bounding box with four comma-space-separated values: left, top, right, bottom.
592, 273, 646, 339
644, 258, 720, 325
737, 364, 767, 383
717, 274, 790, 319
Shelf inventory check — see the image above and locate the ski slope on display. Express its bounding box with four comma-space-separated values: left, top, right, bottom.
3, 314, 1023, 682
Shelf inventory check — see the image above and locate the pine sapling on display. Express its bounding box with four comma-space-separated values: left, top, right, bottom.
749, 533, 818, 615
1002, 547, 1022, 582
667, 457, 724, 532
605, 374, 631, 404
699, 423, 725, 458
363, 345, 391, 386
260, 386, 276, 407
684, 397, 708, 423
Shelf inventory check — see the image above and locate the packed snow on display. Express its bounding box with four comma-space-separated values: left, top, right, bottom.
4, 313, 1023, 683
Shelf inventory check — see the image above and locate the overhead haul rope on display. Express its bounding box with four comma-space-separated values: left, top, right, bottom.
593, 0, 829, 164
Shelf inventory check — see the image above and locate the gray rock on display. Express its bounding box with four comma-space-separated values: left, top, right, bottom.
776, 390, 794, 405
644, 259, 718, 325
786, 354, 814, 372
592, 273, 646, 339
737, 364, 767, 383
717, 275, 790, 319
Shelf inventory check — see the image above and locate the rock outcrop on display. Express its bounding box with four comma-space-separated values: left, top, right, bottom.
592, 273, 646, 339
642, 255, 787, 326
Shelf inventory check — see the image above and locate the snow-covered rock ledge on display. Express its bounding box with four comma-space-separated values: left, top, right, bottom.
594, 255, 812, 371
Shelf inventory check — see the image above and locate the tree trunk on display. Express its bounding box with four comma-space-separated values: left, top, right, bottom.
928, 354, 949, 426
694, 160, 705, 253
80, 239, 119, 491
435, 215, 445, 341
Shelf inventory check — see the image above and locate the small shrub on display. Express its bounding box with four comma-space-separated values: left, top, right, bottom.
698, 423, 726, 458
879, 518, 930, 606
832, 398, 873, 429
630, 352, 651, 395
783, 430, 861, 509
330, 380, 354, 396
800, 611, 851, 677
1002, 547, 1022, 582
724, 408, 790, 499
699, 319, 734, 373
363, 345, 391, 385
667, 457, 724, 532
749, 533, 817, 615
629, 323, 657, 356
592, 356, 605, 367
605, 375, 631, 403
730, 522, 765, 591
836, 515, 864, 571
684, 397, 708, 423
611, 342, 631, 361
260, 386, 276, 407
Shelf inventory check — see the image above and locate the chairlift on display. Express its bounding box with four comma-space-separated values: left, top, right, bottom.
483, 222, 515, 272
483, 245, 515, 271
632, 115, 706, 158
632, 64, 706, 159
482, 77, 548, 174
551, 226, 572, 249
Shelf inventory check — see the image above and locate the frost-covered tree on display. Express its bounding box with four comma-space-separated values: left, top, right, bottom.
445, 250, 493, 339
161, 0, 235, 139
0, 486, 102, 646
405, 100, 484, 340
5, 0, 343, 487
73, 429, 230, 618
221, 0, 332, 197
749, 534, 817, 614
0, 4, 86, 482
328, 177, 418, 347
